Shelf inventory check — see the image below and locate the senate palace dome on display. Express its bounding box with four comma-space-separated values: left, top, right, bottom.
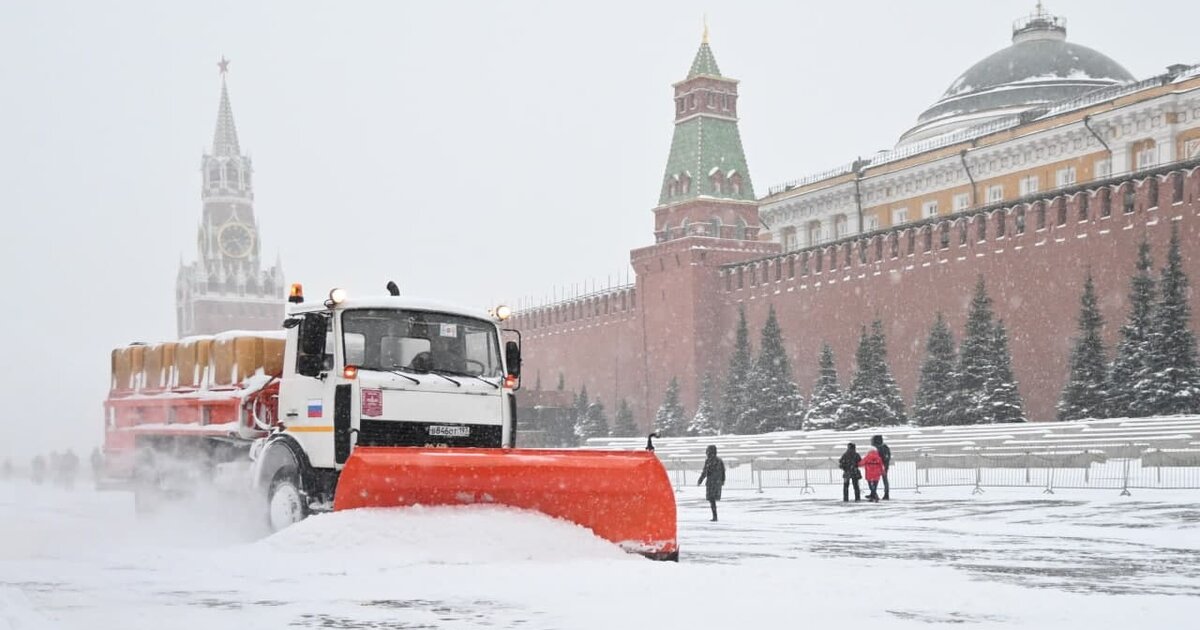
898, 4, 1135, 147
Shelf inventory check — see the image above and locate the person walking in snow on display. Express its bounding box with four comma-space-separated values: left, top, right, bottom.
871, 435, 892, 500
859, 446, 887, 503
696, 445, 726, 522
838, 442, 862, 502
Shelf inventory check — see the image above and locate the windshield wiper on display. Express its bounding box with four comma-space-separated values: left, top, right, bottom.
418, 369, 461, 387
359, 366, 421, 385
429, 368, 500, 389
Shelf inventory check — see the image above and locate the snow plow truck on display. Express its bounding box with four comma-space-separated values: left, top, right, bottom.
103, 283, 678, 560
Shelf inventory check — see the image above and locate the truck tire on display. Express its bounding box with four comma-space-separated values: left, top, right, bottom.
266, 468, 307, 532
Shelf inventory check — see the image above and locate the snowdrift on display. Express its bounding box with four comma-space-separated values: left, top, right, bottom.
258, 505, 634, 564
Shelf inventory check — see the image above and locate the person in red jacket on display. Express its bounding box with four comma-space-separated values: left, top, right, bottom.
858, 446, 886, 503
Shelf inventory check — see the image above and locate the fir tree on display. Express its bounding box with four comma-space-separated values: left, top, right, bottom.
1145, 223, 1200, 415
951, 276, 998, 425
655, 377, 688, 437
611, 399, 639, 437
803, 343, 843, 430
1058, 272, 1109, 421
748, 306, 806, 432
576, 399, 609, 440
722, 306, 756, 434
985, 320, 1026, 423
571, 385, 591, 440
837, 320, 905, 429
687, 374, 722, 436
913, 312, 958, 427
1108, 237, 1157, 418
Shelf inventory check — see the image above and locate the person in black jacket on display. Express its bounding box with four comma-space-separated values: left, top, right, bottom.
837, 442, 862, 502
696, 444, 726, 521
871, 434, 892, 500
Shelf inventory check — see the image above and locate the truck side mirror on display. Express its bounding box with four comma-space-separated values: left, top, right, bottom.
505, 340, 522, 378
298, 313, 328, 378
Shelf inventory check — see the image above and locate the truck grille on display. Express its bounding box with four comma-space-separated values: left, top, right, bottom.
357, 420, 503, 448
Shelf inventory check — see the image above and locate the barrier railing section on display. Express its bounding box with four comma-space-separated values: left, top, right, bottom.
658, 445, 1200, 496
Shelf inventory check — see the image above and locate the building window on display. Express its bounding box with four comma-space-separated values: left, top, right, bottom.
707, 93, 717, 109
807, 220, 823, 246
710, 217, 722, 238
1136, 145, 1157, 170
782, 227, 797, 251
891, 208, 908, 226
953, 193, 970, 212
730, 174, 743, 196
1056, 166, 1077, 187
865, 215, 880, 232
922, 201, 938, 219
736, 218, 747, 241
1095, 158, 1112, 178
834, 214, 849, 239
987, 185, 1004, 203
686, 94, 695, 110
676, 98, 685, 114
1019, 175, 1039, 197
1185, 138, 1200, 159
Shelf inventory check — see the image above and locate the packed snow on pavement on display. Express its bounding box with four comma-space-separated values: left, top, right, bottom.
1, 481, 1198, 629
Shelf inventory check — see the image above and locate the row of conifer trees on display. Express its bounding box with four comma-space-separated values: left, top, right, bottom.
564, 224, 1198, 440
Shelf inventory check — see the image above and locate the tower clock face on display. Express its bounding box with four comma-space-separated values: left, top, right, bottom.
218, 223, 255, 258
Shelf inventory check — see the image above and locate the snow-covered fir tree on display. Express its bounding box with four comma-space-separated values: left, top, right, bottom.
748, 306, 806, 432
687, 374, 722, 436
722, 307, 756, 434
913, 312, 957, 427
656, 377, 688, 437
1058, 272, 1108, 421
985, 320, 1026, 423
570, 385, 590, 441
803, 343, 843, 430
836, 320, 905, 429
611, 399, 638, 437
950, 276, 998, 425
1108, 237, 1156, 418
576, 399, 609, 440
1145, 223, 1200, 415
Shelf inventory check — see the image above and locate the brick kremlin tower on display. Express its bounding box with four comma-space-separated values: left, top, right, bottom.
630, 28, 778, 415
176, 59, 285, 337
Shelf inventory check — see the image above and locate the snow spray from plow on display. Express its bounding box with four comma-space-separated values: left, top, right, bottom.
333, 447, 679, 561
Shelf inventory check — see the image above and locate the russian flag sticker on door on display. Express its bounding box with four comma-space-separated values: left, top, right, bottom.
307, 399, 323, 418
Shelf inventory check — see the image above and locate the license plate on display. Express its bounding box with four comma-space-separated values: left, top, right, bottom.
427, 425, 470, 437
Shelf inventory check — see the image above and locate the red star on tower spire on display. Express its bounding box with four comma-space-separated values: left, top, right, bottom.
218, 56, 230, 75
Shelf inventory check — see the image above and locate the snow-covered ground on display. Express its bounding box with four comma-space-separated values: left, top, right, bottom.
2, 481, 1198, 629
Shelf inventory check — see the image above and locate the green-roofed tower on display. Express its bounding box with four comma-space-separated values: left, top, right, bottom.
653, 30, 760, 244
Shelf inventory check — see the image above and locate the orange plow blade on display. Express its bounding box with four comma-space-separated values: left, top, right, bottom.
333, 447, 678, 560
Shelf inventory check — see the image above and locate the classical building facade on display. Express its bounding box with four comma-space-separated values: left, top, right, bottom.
509, 8, 1200, 428
176, 63, 285, 337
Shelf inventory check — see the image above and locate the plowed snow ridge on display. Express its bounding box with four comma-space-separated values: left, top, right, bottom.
258, 506, 632, 563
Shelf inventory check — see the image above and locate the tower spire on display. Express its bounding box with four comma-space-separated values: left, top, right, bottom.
212, 57, 241, 157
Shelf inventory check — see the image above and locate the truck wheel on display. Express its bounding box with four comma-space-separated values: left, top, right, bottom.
267, 469, 306, 532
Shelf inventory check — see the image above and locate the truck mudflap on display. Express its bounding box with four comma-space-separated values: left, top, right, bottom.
333, 447, 678, 561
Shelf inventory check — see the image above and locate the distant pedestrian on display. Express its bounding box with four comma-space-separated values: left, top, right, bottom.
871, 434, 892, 500
60, 449, 79, 490
859, 446, 886, 502
31, 455, 45, 485
696, 445, 726, 521
90, 448, 104, 480
838, 442, 862, 502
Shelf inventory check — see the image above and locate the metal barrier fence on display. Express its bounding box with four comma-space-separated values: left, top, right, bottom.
662, 447, 1200, 496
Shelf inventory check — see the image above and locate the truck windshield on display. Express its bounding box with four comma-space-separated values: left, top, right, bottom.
341, 309, 503, 379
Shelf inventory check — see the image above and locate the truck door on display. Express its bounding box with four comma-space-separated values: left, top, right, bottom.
279, 312, 339, 469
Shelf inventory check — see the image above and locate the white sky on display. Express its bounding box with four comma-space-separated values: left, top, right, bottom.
1, 0, 1197, 458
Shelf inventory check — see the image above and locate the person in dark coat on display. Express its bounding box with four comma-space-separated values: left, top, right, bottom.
696, 444, 726, 521
838, 442, 862, 502
871, 434, 892, 500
